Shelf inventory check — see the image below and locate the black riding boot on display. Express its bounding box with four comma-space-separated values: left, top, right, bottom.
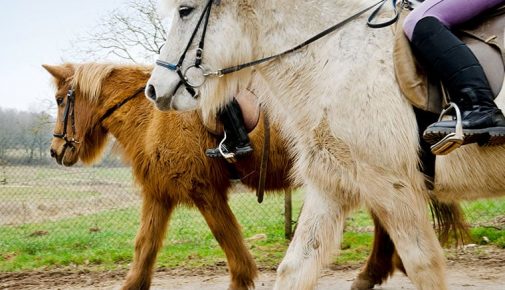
206, 98, 253, 159
411, 17, 505, 148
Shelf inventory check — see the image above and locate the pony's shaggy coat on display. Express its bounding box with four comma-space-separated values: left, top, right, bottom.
45, 63, 293, 290
148, 0, 505, 289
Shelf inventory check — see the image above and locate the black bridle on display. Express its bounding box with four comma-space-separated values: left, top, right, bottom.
53, 89, 79, 149
156, 0, 215, 98
155, 0, 405, 96
53, 86, 145, 149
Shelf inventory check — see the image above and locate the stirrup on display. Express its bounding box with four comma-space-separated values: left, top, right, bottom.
430, 102, 464, 155
218, 132, 237, 163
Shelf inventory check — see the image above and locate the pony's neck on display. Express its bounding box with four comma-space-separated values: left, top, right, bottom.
99, 68, 152, 162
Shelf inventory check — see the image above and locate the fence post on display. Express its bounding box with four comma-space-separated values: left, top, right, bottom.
284, 188, 293, 240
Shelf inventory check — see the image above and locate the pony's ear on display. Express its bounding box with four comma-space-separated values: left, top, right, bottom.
42, 64, 73, 80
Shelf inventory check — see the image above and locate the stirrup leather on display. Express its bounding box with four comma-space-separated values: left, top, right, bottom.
430, 102, 464, 155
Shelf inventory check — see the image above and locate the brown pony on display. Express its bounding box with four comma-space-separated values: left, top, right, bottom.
43, 63, 463, 290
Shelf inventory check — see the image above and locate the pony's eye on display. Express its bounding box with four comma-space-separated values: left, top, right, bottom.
56, 97, 64, 106
179, 6, 194, 18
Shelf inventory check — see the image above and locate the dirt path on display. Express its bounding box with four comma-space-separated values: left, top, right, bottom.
2, 246, 504, 290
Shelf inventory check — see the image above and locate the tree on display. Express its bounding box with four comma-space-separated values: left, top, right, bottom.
71, 0, 167, 63
0, 108, 53, 164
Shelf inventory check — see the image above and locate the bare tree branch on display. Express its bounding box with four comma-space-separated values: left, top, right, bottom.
68, 0, 167, 63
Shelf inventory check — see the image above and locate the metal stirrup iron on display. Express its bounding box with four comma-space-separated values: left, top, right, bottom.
430, 102, 464, 155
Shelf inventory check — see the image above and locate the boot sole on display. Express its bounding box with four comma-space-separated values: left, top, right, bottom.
424, 127, 505, 147
484, 129, 505, 147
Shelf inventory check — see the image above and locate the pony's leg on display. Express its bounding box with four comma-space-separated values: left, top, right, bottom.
351, 213, 397, 290
122, 195, 174, 290
274, 182, 348, 290
362, 175, 448, 290
195, 195, 258, 290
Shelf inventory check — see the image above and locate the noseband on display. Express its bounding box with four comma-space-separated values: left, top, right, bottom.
155, 0, 404, 96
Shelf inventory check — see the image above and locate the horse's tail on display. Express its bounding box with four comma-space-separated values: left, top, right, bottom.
428, 196, 470, 246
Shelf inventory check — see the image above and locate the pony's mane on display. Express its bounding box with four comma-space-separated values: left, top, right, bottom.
71, 63, 117, 103
70, 62, 152, 103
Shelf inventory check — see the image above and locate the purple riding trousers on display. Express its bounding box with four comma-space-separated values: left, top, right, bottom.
403, 0, 505, 40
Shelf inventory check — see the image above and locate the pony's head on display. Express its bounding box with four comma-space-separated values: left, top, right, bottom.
146, 0, 256, 118
43, 63, 113, 167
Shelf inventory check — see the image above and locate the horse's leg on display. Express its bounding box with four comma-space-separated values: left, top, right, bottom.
122, 194, 174, 290
274, 182, 349, 290
350, 213, 397, 290
361, 175, 447, 290
195, 194, 257, 290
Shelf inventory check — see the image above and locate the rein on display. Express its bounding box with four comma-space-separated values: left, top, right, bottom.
156, 0, 400, 94
98, 86, 146, 123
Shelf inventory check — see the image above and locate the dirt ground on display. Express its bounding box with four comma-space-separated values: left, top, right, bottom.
2, 245, 504, 290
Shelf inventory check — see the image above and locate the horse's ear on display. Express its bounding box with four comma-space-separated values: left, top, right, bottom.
42, 64, 73, 80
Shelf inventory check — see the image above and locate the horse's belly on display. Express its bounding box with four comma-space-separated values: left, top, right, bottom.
434, 145, 505, 201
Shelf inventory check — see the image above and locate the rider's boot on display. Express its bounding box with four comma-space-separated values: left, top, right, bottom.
206, 98, 253, 159
410, 17, 505, 151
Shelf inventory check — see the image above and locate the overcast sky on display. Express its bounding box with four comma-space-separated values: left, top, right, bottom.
0, 0, 141, 112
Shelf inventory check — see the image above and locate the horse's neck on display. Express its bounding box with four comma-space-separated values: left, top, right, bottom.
254, 0, 381, 84
252, 0, 397, 131
254, 0, 369, 56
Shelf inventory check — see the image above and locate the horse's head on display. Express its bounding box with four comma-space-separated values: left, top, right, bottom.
146, 0, 256, 117
43, 64, 110, 167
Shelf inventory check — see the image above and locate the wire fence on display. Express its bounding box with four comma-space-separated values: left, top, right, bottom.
0, 138, 299, 266
1, 137, 504, 270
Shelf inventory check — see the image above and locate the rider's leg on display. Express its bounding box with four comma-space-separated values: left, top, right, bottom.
403, 0, 505, 147
206, 98, 253, 158
411, 17, 505, 146
403, 0, 505, 39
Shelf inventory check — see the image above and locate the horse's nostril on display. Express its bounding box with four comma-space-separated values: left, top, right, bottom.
50, 148, 56, 158
146, 85, 157, 101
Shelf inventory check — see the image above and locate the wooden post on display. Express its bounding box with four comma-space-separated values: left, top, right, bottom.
284, 188, 293, 240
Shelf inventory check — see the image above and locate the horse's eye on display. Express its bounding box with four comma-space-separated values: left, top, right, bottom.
179, 6, 194, 18
56, 97, 64, 106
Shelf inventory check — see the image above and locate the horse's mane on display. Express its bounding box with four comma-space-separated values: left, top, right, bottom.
71, 63, 151, 103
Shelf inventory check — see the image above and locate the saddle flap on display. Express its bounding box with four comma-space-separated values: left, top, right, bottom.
393, 10, 442, 113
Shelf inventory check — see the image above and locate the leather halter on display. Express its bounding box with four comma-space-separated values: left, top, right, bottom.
53, 87, 145, 148
53, 89, 79, 149
155, 0, 396, 94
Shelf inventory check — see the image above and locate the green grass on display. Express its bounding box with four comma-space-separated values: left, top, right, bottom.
0, 191, 296, 272
0, 187, 101, 201
1, 180, 504, 272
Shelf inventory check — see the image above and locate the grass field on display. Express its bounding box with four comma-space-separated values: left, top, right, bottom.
1, 165, 504, 272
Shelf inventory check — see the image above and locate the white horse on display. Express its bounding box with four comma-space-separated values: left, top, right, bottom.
146, 0, 505, 289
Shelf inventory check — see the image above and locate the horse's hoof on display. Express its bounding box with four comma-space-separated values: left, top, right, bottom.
350, 278, 375, 290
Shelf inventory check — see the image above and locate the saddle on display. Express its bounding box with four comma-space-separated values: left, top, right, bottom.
394, 6, 505, 114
